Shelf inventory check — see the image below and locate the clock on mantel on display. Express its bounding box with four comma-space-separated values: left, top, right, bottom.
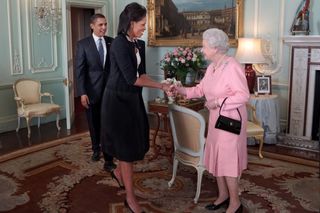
283, 35, 320, 46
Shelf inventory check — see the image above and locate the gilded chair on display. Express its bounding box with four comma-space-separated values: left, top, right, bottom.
168, 104, 206, 204
246, 103, 264, 158
13, 79, 61, 138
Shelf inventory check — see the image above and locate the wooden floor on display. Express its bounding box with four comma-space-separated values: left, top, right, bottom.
0, 109, 319, 164
0, 110, 88, 156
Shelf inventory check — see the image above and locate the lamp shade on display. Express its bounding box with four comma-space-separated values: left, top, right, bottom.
235, 38, 266, 64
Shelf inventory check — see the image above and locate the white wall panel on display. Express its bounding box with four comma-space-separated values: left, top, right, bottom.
7, 0, 24, 75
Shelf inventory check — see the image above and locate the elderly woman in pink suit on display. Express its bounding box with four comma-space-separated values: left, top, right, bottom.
174, 28, 250, 213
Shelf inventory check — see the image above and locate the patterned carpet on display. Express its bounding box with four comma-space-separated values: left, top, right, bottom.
0, 131, 319, 213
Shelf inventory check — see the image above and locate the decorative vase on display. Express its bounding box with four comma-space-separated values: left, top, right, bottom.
176, 70, 187, 85
185, 69, 196, 85
245, 64, 256, 94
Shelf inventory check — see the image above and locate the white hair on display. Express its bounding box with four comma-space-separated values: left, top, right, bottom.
202, 28, 229, 53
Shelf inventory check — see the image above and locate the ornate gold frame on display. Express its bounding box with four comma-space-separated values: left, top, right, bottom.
147, 0, 243, 47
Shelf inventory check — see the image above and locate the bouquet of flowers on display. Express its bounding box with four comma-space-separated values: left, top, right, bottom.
160, 47, 206, 83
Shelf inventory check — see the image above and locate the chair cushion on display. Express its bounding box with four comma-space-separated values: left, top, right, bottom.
247, 121, 264, 136
18, 103, 60, 117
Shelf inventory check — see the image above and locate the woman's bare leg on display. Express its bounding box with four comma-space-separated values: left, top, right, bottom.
112, 166, 123, 186
120, 161, 142, 213
215, 176, 229, 204
225, 176, 241, 213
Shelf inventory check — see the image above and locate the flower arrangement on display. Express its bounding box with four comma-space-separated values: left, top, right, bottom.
160, 47, 206, 83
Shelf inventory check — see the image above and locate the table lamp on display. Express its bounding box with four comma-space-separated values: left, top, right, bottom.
235, 38, 267, 93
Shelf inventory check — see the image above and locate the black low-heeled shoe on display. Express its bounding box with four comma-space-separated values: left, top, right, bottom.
124, 200, 146, 213
110, 170, 125, 189
205, 198, 230, 210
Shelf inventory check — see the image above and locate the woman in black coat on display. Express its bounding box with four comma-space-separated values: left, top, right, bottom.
100, 3, 171, 213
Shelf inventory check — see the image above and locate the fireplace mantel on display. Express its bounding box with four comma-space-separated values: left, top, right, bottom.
283, 35, 320, 46
277, 36, 320, 151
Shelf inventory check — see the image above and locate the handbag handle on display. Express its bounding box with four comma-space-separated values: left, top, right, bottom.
219, 97, 242, 122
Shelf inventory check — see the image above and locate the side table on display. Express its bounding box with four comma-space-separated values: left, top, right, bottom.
148, 99, 205, 159
249, 94, 280, 144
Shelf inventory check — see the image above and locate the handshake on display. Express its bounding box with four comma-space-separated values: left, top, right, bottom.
161, 78, 187, 99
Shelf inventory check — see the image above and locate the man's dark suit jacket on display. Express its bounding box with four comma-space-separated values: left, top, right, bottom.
76, 35, 113, 104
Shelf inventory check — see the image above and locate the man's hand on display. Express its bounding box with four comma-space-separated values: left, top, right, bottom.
81, 95, 90, 109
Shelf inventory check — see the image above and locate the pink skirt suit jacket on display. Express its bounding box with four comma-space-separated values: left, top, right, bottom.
185, 56, 250, 177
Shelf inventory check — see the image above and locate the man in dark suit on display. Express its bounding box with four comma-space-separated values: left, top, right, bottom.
75, 13, 115, 172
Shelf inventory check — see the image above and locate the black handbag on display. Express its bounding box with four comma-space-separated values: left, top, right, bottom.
215, 97, 242, 135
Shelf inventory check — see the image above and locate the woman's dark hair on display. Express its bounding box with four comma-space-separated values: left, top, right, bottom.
117, 2, 147, 35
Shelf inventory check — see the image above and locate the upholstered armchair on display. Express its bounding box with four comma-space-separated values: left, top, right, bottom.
168, 104, 206, 204
246, 103, 265, 158
13, 79, 61, 138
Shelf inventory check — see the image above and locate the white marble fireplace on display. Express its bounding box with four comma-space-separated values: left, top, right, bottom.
283, 36, 320, 149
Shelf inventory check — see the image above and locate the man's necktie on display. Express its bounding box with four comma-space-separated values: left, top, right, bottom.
98, 38, 104, 65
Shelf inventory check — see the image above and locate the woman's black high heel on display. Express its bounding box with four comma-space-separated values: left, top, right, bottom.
110, 170, 125, 189
124, 200, 146, 213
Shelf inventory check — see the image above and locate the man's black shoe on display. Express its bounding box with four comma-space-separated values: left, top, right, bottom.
91, 151, 101, 161
103, 161, 117, 172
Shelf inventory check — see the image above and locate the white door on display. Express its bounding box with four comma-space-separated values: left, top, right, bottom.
61, 1, 74, 129
61, 1, 107, 129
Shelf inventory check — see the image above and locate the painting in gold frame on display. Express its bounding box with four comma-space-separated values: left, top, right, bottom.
147, 0, 243, 47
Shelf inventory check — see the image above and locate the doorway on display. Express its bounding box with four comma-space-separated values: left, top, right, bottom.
70, 7, 94, 115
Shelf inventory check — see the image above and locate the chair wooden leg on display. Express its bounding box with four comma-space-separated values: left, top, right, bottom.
257, 136, 264, 158
16, 117, 21, 132
194, 167, 205, 204
26, 117, 31, 138
168, 156, 179, 188
38, 117, 41, 128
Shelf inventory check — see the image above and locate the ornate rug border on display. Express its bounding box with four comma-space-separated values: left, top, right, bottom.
0, 131, 89, 163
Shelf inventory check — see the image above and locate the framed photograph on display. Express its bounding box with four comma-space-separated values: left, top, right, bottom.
147, 0, 244, 47
256, 75, 272, 94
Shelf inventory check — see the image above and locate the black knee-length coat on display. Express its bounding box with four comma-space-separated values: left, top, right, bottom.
100, 33, 149, 162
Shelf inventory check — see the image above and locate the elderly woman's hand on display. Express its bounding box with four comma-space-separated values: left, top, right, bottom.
160, 83, 176, 97
172, 85, 187, 96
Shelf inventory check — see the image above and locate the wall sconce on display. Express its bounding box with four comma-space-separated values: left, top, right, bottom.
34, 0, 61, 34
235, 38, 267, 93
